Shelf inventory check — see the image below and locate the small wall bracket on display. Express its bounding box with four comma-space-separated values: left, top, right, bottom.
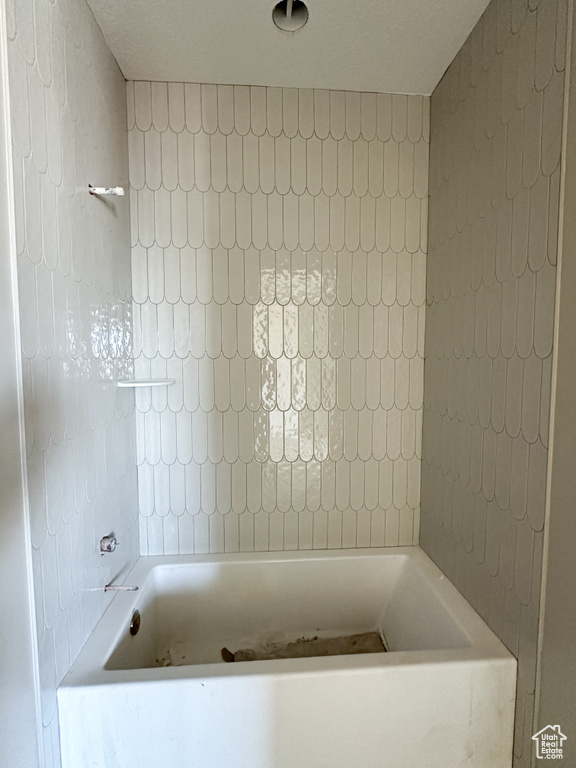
89, 184, 125, 196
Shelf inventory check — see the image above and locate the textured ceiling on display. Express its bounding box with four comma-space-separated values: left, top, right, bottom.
86, 0, 491, 95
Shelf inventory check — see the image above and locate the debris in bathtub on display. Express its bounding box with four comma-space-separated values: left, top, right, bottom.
221, 632, 386, 662
154, 652, 172, 667
221, 647, 235, 663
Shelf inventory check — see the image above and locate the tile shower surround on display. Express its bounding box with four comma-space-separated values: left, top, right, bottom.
6, 0, 138, 764
127, 84, 429, 555
420, 0, 567, 765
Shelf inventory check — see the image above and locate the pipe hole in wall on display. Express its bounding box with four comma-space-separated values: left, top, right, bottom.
272, 0, 309, 32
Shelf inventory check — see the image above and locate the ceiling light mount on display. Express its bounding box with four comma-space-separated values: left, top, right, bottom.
272, 0, 309, 32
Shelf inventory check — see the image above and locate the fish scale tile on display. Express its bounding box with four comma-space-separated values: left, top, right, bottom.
421, 0, 566, 762
8, 0, 139, 759
130, 83, 429, 554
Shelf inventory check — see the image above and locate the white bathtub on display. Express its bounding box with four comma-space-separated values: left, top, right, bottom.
58, 547, 516, 768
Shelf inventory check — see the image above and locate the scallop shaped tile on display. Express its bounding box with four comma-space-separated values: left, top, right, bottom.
240, 132, 259, 195
186, 189, 204, 249
401, 406, 417, 461
505, 354, 524, 438
150, 82, 168, 132
280, 89, 299, 139
256, 135, 275, 196
540, 356, 552, 448
251, 192, 267, 251
498, 508, 516, 590
178, 246, 196, 304
475, 142, 492, 221
473, 286, 488, 359
167, 83, 185, 133
385, 407, 402, 462
526, 175, 550, 274
525, 438, 547, 533
375, 196, 391, 254
390, 95, 407, 143
373, 93, 392, 142
280, 194, 296, 251
160, 131, 178, 190
229, 461, 247, 515
387, 303, 403, 360
152, 187, 171, 249
534, 0, 557, 93
510, 186, 530, 279
23, 157, 43, 265
256, 408, 274, 464
495, 428, 513, 511
176, 131, 194, 191
554, 0, 568, 70
247, 86, 266, 138
491, 124, 508, 211
487, 281, 503, 360
182, 355, 200, 412
174, 409, 193, 465
335, 137, 353, 198
225, 132, 243, 194
310, 194, 328, 252
522, 354, 542, 443
311, 89, 329, 140
167, 189, 186, 248
485, 54, 502, 144
234, 190, 251, 250
515, 267, 536, 359
238, 410, 255, 462
232, 86, 250, 137
514, 516, 535, 606
264, 87, 282, 138
477, 356, 493, 431
263, 193, 280, 253
501, 31, 519, 126
490, 355, 507, 434
383, 140, 399, 199
510, 0, 527, 32
390, 196, 407, 255
184, 83, 202, 133
484, 499, 501, 578
404, 96, 423, 143
544, 169, 560, 269
533, 259, 556, 360
516, 9, 537, 110
343, 92, 360, 141
294, 88, 314, 140
541, 69, 564, 178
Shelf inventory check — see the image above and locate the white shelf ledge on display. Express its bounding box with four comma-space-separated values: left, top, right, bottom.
117, 379, 175, 388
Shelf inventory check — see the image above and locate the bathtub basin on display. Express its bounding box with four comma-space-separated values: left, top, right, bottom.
58, 547, 516, 768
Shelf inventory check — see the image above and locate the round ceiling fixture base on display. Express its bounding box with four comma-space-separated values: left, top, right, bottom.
272, 0, 309, 32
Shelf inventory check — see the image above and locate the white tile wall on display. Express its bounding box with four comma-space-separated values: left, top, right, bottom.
6, 0, 138, 764
128, 84, 429, 554
421, 0, 567, 765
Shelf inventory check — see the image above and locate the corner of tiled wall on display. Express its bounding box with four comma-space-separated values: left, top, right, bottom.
421, 0, 568, 764
127, 82, 429, 556
6, 0, 138, 764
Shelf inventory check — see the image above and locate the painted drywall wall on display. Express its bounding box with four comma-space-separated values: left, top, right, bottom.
5, 0, 138, 763
420, 0, 568, 765
128, 83, 429, 554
